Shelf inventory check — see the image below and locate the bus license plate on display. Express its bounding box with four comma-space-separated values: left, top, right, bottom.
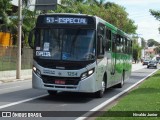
55, 80, 65, 85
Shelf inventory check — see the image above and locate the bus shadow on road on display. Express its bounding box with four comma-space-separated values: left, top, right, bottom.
39, 92, 95, 103
39, 89, 116, 103
130, 75, 146, 80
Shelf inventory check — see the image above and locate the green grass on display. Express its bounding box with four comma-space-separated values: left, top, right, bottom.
96, 70, 160, 120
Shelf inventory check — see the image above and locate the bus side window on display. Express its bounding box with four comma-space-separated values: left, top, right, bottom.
106, 29, 111, 51
125, 38, 128, 54
116, 35, 124, 53
129, 40, 132, 54
116, 35, 120, 53
97, 23, 105, 56
130, 40, 133, 54
112, 33, 116, 52
122, 37, 125, 53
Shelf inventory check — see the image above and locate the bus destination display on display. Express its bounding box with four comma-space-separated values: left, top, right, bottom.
45, 17, 88, 25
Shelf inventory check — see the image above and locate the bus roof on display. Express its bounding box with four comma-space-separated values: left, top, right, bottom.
38, 13, 93, 17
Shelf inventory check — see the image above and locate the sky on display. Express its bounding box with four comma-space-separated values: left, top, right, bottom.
105, 0, 160, 42
12, 0, 160, 42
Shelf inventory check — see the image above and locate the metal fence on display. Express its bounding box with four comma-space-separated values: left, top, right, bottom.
0, 46, 33, 71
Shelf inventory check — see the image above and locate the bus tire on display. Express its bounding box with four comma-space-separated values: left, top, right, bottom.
117, 71, 125, 88
95, 76, 106, 98
47, 90, 57, 95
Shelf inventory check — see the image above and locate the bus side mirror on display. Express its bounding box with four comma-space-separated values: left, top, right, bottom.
28, 29, 35, 49
98, 34, 103, 41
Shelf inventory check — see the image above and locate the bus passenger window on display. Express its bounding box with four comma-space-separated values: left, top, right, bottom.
112, 34, 116, 52
97, 23, 105, 56
97, 35, 104, 55
106, 29, 111, 51
116, 35, 120, 53
125, 38, 128, 53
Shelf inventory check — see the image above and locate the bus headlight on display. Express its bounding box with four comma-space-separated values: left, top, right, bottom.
33, 66, 37, 72
81, 68, 95, 80
88, 69, 94, 75
33, 66, 41, 78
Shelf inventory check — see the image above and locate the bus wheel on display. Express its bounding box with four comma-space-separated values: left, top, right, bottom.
47, 90, 57, 95
95, 77, 106, 98
117, 71, 125, 88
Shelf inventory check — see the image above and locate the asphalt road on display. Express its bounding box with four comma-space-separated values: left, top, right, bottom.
0, 67, 158, 120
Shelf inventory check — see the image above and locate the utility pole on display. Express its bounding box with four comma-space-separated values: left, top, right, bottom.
16, 0, 22, 79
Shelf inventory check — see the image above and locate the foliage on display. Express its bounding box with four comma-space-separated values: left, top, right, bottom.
0, 0, 18, 46
54, 0, 137, 34
21, 9, 36, 45
0, 0, 137, 45
0, 0, 16, 32
0, 0, 36, 46
154, 46, 160, 55
150, 9, 160, 37
132, 38, 142, 63
150, 9, 160, 21
147, 39, 159, 47
141, 37, 146, 49
104, 2, 137, 34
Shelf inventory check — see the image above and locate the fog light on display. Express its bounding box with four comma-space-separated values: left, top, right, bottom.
81, 72, 87, 80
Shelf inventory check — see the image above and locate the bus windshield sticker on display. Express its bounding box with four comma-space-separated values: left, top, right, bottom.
36, 47, 40, 50
45, 17, 88, 25
43, 42, 50, 51
62, 53, 71, 60
36, 51, 51, 57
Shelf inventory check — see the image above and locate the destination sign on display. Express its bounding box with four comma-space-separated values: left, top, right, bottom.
45, 17, 88, 25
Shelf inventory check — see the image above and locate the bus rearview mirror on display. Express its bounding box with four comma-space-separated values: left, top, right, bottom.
97, 55, 104, 59
28, 29, 35, 49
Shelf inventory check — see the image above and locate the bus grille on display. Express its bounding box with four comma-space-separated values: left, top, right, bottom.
41, 75, 80, 85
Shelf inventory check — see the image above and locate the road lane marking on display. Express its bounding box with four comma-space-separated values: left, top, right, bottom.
76, 69, 158, 120
0, 86, 22, 90
0, 94, 48, 109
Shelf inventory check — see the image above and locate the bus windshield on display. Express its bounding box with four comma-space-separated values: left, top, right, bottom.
35, 28, 96, 61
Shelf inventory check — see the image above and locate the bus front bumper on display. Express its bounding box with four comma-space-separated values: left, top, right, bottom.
32, 72, 97, 93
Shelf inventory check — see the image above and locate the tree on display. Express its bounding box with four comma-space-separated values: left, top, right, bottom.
154, 46, 160, 55
0, 0, 15, 31
92, 0, 106, 6
9, 0, 37, 46
141, 38, 147, 49
132, 37, 142, 63
103, 2, 137, 34
0, 0, 36, 46
147, 39, 159, 47
0, 0, 18, 45
150, 9, 160, 35
150, 9, 160, 21
56, 0, 137, 34
21, 1, 36, 46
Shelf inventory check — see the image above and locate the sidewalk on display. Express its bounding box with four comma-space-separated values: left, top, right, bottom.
0, 69, 32, 84
0, 63, 146, 84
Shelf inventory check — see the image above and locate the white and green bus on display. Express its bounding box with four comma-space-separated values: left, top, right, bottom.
28, 13, 132, 98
